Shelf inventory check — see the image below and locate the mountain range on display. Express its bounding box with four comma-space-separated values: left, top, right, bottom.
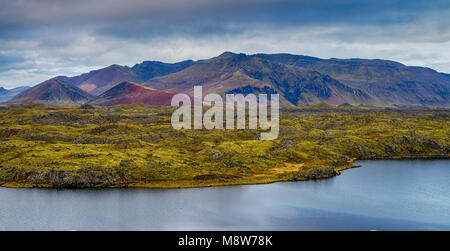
2, 52, 449, 107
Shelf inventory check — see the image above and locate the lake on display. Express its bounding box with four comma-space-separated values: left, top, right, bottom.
0, 159, 449, 230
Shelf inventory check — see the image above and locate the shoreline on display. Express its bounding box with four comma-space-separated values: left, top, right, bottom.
2, 155, 448, 189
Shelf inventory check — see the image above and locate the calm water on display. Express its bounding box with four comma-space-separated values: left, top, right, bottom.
0, 159, 449, 230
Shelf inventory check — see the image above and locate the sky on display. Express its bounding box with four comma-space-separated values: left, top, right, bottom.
0, 0, 449, 88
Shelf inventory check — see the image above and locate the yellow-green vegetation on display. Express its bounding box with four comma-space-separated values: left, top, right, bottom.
0, 103, 448, 188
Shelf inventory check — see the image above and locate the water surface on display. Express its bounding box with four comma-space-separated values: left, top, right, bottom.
0, 159, 449, 230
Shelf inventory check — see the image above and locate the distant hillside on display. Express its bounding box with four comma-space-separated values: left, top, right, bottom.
442, 73, 450, 81
56, 60, 194, 96
6, 79, 93, 105
254, 53, 450, 107
0, 86, 30, 102
56, 65, 142, 95
131, 60, 195, 81
89, 81, 173, 106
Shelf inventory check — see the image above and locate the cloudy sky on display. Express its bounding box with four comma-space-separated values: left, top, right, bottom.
0, 0, 449, 88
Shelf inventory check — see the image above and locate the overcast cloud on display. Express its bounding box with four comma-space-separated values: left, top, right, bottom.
0, 0, 449, 88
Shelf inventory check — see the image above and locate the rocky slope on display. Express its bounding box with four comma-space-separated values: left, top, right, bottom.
89, 81, 173, 106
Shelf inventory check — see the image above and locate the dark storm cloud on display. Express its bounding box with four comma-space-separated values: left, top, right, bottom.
1, 0, 448, 39
0, 0, 449, 87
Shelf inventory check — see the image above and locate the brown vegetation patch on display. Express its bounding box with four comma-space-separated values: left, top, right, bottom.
0, 128, 20, 138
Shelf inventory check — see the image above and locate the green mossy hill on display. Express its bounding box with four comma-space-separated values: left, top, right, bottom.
0, 104, 448, 188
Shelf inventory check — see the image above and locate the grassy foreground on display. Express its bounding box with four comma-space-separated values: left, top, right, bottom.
0, 103, 448, 188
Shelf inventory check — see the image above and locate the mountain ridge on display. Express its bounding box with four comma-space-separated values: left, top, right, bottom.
145, 52, 378, 106
253, 53, 449, 106
89, 81, 174, 106
55, 60, 195, 95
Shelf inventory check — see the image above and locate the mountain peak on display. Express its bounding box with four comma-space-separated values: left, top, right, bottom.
219, 51, 238, 56
7, 79, 93, 105
215, 51, 247, 60
107, 64, 128, 69
90, 81, 173, 106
